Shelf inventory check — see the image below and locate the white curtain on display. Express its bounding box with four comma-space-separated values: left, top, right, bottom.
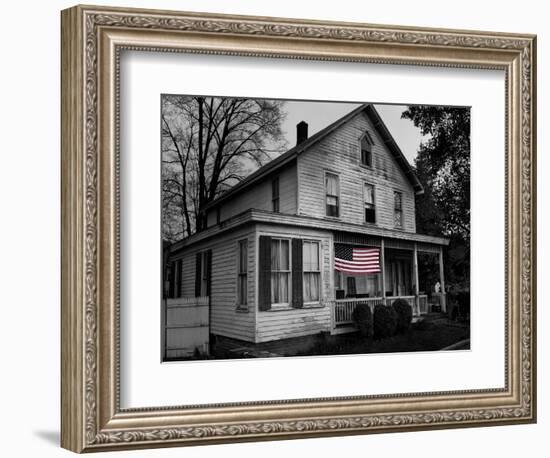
271, 239, 290, 304
303, 241, 320, 302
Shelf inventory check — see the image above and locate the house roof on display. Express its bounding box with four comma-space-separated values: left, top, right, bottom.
204, 103, 423, 211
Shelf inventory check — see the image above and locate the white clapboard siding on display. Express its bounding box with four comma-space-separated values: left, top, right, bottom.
297, 111, 416, 233
256, 308, 332, 342
255, 225, 334, 342
206, 161, 297, 227
172, 225, 257, 342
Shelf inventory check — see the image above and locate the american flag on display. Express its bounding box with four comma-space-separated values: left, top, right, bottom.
334, 244, 380, 274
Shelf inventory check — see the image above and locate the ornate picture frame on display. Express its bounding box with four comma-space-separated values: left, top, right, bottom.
61, 4, 536, 453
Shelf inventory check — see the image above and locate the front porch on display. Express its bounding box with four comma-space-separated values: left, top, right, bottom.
330, 231, 447, 333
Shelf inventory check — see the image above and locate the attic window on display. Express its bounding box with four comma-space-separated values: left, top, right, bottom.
360, 132, 375, 167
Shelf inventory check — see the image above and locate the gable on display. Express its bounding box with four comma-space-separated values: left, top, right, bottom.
296, 109, 418, 233
301, 110, 416, 192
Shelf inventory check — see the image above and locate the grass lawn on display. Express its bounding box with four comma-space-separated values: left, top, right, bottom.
291, 321, 470, 357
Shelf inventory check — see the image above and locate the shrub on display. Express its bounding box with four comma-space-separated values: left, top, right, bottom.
392, 299, 413, 333
457, 291, 470, 320
353, 302, 373, 338
373, 304, 398, 339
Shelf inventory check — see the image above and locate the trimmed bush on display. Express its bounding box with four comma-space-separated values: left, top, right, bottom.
457, 291, 470, 320
392, 299, 413, 334
353, 302, 373, 338
373, 304, 398, 340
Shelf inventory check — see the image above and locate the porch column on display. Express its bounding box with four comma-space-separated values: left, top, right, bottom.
380, 239, 386, 302
413, 243, 420, 315
439, 246, 446, 312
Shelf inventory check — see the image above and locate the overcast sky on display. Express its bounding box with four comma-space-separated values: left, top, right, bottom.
279, 100, 426, 165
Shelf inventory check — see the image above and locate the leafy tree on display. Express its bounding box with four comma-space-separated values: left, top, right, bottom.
162, 96, 287, 241
402, 106, 470, 288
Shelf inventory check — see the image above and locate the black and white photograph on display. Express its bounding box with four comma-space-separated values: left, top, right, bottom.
161, 96, 470, 361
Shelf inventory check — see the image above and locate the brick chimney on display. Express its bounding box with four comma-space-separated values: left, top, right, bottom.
296, 121, 308, 145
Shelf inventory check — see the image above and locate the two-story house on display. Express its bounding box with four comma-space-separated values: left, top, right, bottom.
163, 103, 449, 358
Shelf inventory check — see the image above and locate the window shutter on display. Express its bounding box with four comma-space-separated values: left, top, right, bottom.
206, 250, 212, 296
292, 238, 303, 308
176, 259, 182, 297
258, 236, 272, 311
168, 261, 176, 298
194, 252, 202, 297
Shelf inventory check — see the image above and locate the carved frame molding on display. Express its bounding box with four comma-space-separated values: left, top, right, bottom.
61, 5, 536, 453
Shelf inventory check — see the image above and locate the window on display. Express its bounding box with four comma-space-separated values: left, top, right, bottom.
394, 191, 403, 228
303, 241, 320, 303
364, 183, 375, 223
237, 240, 248, 306
195, 250, 211, 297
167, 261, 176, 298
360, 132, 374, 167
201, 252, 209, 296
325, 173, 340, 217
174, 259, 182, 297
270, 239, 291, 305
272, 177, 280, 212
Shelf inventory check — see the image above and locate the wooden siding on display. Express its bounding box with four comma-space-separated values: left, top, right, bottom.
206, 161, 297, 227
170, 226, 257, 342
255, 224, 333, 343
297, 111, 417, 232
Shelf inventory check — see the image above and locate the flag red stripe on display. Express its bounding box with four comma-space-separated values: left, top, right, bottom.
335, 260, 380, 267
335, 267, 380, 274
335, 263, 380, 269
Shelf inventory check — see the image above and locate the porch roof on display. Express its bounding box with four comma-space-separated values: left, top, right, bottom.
168, 209, 449, 254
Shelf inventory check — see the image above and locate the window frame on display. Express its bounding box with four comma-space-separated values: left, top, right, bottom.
200, 251, 209, 297
324, 171, 340, 218
270, 237, 292, 308
359, 131, 375, 168
394, 190, 404, 228
363, 182, 376, 224
236, 239, 248, 309
302, 240, 321, 305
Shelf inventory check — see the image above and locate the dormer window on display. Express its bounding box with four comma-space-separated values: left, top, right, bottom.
360, 132, 375, 167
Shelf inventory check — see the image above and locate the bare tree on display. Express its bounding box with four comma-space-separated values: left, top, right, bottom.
162, 96, 287, 242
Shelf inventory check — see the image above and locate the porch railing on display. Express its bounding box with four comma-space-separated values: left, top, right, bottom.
333, 297, 386, 325
418, 294, 429, 315
333, 295, 428, 327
